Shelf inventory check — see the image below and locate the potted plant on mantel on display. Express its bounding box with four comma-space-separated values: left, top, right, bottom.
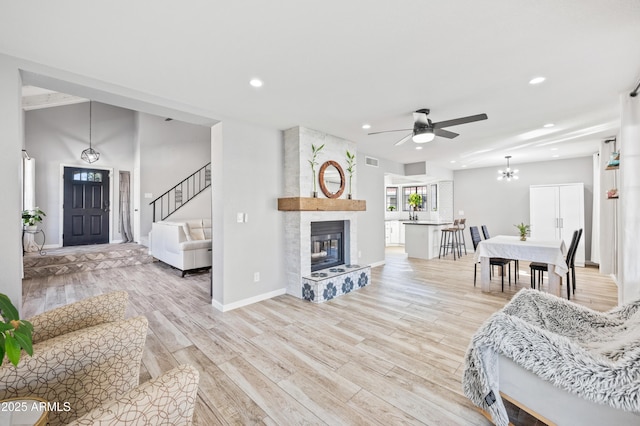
21, 207, 46, 232
0, 293, 34, 366
308, 144, 325, 198
345, 150, 356, 199
515, 222, 531, 241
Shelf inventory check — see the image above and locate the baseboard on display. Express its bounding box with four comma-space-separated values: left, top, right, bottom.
211, 288, 287, 312
369, 260, 386, 268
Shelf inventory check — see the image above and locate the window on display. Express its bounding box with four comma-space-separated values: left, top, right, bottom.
386, 187, 398, 211
403, 186, 427, 211
72, 170, 102, 182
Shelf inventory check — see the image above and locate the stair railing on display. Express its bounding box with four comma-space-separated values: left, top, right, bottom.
150, 162, 211, 222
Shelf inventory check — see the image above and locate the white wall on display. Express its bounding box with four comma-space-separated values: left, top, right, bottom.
211, 119, 285, 308
618, 93, 640, 303
453, 156, 594, 258
24, 102, 136, 246
137, 112, 211, 242
0, 55, 24, 310
357, 153, 404, 267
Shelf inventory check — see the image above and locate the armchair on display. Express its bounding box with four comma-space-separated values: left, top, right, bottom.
28, 291, 129, 344
0, 315, 148, 425
68, 364, 199, 426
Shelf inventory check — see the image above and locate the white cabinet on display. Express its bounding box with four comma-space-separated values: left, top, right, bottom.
385, 220, 404, 246
530, 183, 585, 266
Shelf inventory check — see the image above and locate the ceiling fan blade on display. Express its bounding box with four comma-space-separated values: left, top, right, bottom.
434, 128, 459, 139
433, 113, 488, 129
412, 112, 430, 126
368, 128, 412, 135
394, 133, 413, 146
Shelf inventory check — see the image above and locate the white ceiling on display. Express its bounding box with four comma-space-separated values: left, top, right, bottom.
3, 1, 640, 170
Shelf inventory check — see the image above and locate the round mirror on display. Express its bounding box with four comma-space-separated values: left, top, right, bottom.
318, 160, 345, 198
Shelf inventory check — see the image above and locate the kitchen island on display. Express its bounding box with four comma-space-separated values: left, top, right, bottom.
403, 221, 453, 260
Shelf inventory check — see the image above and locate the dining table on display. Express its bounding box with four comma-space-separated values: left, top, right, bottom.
474, 235, 568, 296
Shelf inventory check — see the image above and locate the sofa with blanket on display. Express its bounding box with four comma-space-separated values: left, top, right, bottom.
463, 289, 640, 426
150, 219, 212, 277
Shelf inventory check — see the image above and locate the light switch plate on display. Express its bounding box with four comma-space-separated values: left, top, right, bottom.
237, 213, 244, 223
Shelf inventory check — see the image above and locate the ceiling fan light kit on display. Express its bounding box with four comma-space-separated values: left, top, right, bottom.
412, 128, 435, 143
368, 108, 488, 147
498, 155, 518, 181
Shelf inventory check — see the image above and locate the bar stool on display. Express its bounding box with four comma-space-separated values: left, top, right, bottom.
439, 219, 460, 260
457, 218, 467, 255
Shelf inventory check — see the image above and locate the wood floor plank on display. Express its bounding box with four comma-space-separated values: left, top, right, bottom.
22, 246, 618, 425
218, 356, 325, 425
172, 345, 268, 425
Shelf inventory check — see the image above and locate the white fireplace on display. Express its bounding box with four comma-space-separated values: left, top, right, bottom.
281, 126, 368, 300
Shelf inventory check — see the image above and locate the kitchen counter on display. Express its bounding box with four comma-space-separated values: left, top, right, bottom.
403, 221, 452, 226
403, 221, 452, 259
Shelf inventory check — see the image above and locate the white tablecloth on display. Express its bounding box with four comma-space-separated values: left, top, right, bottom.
474, 235, 568, 276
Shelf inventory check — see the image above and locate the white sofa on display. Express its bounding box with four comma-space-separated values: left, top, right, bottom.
150, 219, 212, 277
464, 289, 640, 426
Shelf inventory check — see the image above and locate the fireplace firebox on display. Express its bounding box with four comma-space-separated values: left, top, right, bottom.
310, 221, 345, 272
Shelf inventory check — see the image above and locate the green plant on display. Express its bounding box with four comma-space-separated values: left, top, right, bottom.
0, 293, 34, 366
515, 222, 531, 237
308, 144, 325, 194
387, 205, 396, 211
408, 193, 423, 210
21, 207, 46, 226
345, 150, 356, 196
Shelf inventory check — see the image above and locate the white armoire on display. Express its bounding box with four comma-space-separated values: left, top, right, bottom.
529, 183, 585, 266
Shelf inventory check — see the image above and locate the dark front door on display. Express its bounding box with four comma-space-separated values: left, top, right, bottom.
63, 167, 110, 246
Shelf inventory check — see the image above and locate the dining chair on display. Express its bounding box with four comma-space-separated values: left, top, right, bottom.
529, 228, 582, 300
481, 224, 490, 240
481, 224, 519, 281
571, 228, 583, 295
470, 226, 511, 291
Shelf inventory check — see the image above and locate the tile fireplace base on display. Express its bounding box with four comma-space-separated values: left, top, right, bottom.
301, 265, 371, 303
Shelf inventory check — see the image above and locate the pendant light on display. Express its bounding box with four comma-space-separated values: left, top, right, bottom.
497, 155, 518, 181
81, 101, 100, 163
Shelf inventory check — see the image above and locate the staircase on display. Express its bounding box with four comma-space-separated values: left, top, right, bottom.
150, 162, 211, 222
23, 243, 154, 279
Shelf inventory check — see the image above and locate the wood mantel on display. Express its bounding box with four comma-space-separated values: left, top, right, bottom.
277, 197, 366, 211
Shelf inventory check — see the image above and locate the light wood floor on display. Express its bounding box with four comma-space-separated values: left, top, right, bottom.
22, 247, 618, 425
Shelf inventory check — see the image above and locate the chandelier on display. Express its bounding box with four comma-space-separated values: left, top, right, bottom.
497, 155, 518, 181
81, 101, 100, 164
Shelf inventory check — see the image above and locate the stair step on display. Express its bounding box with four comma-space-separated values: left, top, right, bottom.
23, 243, 155, 278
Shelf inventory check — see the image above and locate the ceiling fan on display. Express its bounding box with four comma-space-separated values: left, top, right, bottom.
368, 108, 488, 146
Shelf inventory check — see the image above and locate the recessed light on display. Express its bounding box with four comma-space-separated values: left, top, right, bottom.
249, 78, 263, 88
529, 76, 546, 85
450, 160, 456, 164
543, 123, 554, 128
415, 146, 423, 150
552, 154, 560, 158
362, 124, 371, 130
461, 165, 467, 168
551, 147, 559, 151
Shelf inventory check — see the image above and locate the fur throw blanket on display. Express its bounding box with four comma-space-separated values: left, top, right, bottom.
463, 289, 640, 426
